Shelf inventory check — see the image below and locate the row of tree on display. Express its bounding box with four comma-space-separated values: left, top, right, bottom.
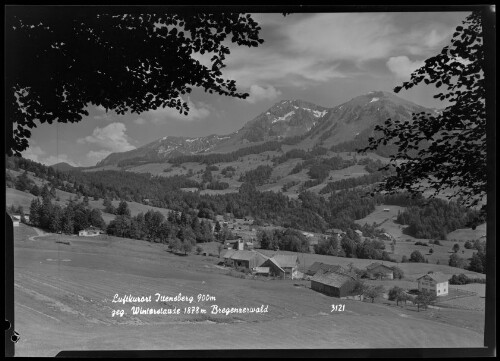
29, 196, 106, 234
396, 198, 481, 239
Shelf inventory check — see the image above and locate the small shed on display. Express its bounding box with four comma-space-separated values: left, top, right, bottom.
354, 230, 363, 237
311, 271, 360, 298
366, 263, 394, 280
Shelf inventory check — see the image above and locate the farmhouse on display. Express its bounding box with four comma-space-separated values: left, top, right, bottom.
354, 230, 363, 237
306, 262, 346, 277
11, 214, 20, 227
380, 232, 394, 241
78, 226, 104, 237
310, 270, 361, 299
325, 228, 346, 240
301, 231, 315, 238
222, 250, 268, 270
366, 263, 394, 280
417, 271, 449, 296
225, 238, 245, 250
261, 254, 300, 279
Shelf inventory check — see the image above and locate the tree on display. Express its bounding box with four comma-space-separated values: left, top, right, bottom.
15, 171, 32, 192
116, 200, 131, 217
181, 239, 193, 255
361, 11, 487, 211
217, 243, 225, 258
144, 210, 164, 242
409, 250, 426, 263
468, 251, 485, 273
392, 266, 404, 280
169, 238, 182, 253
452, 243, 460, 253
29, 198, 42, 227
414, 290, 437, 312
364, 285, 385, 303
6, 8, 265, 156
103, 198, 116, 214
30, 184, 40, 196
388, 286, 405, 305
448, 253, 467, 269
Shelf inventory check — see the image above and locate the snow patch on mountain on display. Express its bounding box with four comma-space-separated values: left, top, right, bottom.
313, 110, 327, 118
369, 97, 379, 103
272, 111, 295, 124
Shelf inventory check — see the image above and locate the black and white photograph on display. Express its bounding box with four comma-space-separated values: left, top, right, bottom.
4, 5, 495, 357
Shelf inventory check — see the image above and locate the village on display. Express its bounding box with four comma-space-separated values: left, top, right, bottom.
9, 210, 473, 308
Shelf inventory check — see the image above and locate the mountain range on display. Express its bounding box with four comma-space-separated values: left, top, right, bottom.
96, 90, 438, 167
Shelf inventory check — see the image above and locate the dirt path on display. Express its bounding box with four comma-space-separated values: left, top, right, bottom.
28, 227, 50, 241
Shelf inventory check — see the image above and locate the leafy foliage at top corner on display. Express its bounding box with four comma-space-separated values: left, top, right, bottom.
5, 9, 264, 156
362, 11, 486, 210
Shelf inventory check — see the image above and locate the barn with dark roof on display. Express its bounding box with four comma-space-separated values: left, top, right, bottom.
306, 262, 345, 276
310, 270, 360, 298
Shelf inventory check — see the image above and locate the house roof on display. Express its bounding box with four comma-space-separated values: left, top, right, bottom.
264, 258, 285, 273
272, 255, 299, 268
224, 250, 268, 264
366, 263, 394, 272
417, 271, 449, 283
311, 271, 357, 288
223, 249, 237, 259
306, 262, 343, 276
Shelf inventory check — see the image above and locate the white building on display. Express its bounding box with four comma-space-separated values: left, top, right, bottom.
11, 214, 21, 227
78, 226, 104, 237
417, 271, 449, 296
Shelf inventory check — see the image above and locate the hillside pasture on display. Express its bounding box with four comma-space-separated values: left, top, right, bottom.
12, 224, 484, 355
390, 238, 478, 266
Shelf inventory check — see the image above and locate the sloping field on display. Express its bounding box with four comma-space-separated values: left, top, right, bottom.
12, 225, 484, 356
446, 224, 487, 242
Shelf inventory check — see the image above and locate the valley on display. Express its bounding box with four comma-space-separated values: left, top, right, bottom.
6, 90, 488, 355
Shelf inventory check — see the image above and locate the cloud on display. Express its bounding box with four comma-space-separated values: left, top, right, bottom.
147, 98, 211, 123
78, 122, 136, 153
133, 117, 147, 125
386, 56, 425, 79
21, 145, 81, 167
223, 13, 458, 87
245, 85, 282, 103
21, 145, 45, 163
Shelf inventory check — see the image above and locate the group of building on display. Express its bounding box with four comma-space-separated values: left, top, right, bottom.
11, 213, 29, 227
222, 248, 450, 299
222, 249, 302, 280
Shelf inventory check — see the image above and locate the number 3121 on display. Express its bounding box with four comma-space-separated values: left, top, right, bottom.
331, 304, 345, 312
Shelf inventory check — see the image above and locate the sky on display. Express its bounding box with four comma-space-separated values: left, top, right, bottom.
20, 11, 470, 167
